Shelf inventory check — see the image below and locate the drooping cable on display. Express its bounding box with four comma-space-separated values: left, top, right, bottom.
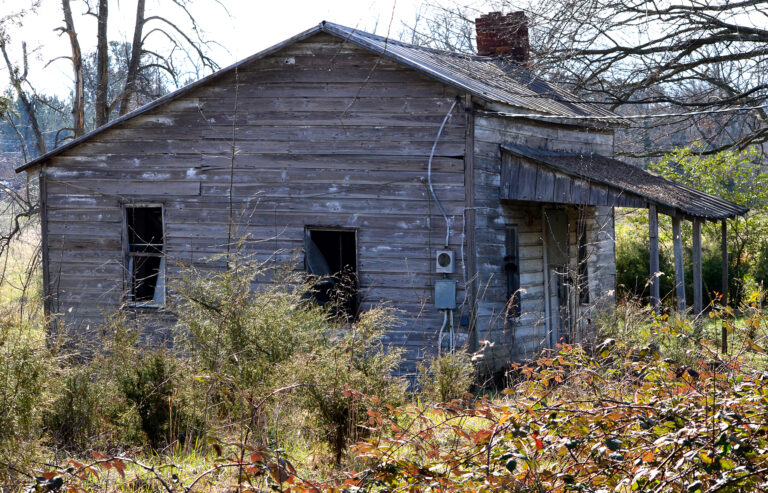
428, 99, 458, 248
437, 309, 449, 355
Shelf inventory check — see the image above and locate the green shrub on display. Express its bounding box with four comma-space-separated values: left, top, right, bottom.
119, 351, 177, 448
172, 252, 408, 463
291, 308, 406, 463
44, 365, 101, 450
174, 257, 327, 399
44, 316, 206, 451
615, 236, 675, 303
417, 351, 475, 402
0, 315, 50, 451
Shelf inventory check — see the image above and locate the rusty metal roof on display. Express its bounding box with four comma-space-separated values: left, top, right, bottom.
502, 144, 748, 219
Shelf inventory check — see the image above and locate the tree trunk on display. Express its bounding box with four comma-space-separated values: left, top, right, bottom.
119, 0, 146, 117
95, 0, 109, 128
61, 0, 85, 137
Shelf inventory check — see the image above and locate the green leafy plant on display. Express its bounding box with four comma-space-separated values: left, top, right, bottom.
345, 296, 768, 491
0, 313, 51, 453
417, 351, 475, 402
174, 256, 328, 401
44, 365, 101, 450
291, 307, 406, 464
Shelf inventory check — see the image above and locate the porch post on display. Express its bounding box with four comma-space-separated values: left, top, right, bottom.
672, 216, 686, 313
721, 219, 728, 353
692, 218, 703, 316
649, 205, 660, 314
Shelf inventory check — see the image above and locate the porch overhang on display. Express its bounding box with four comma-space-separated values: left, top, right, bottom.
500, 144, 748, 220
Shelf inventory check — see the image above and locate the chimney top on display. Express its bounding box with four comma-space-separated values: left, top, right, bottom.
475, 11, 530, 66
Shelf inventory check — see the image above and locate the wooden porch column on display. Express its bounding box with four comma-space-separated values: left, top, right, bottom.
692, 218, 703, 316
649, 205, 660, 314
721, 219, 728, 353
672, 216, 686, 313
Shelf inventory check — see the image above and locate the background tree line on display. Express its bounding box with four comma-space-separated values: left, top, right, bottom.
0, 0, 222, 260
1, 0, 219, 161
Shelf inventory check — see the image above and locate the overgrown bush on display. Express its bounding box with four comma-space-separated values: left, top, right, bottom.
417, 351, 475, 402
615, 233, 674, 301
290, 307, 406, 463
44, 365, 101, 451
119, 350, 193, 449
173, 252, 407, 463
174, 256, 328, 401
346, 294, 768, 491
0, 314, 51, 454
43, 316, 206, 452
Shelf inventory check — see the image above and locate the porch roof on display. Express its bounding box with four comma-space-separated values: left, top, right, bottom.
501, 144, 748, 220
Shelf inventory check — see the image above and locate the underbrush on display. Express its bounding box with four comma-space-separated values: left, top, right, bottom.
2, 239, 768, 490
0, 251, 408, 491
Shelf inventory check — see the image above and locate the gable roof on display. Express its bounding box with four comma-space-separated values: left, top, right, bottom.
16, 20, 620, 173
322, 23, 620, 121
502, 144, 749, 220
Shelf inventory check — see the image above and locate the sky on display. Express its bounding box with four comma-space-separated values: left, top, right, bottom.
0, 0, 481, 98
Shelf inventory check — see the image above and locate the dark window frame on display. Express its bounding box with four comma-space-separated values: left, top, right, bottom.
304, 226, 359, 319
505, 224, 522, 321
122, 202, 166, 308
577, 217, 590, 305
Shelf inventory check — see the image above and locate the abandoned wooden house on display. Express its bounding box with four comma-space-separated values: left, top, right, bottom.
17, 12, 747, 373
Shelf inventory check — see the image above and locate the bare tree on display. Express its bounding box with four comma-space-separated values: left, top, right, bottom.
0, 0, 225, 287
118, 0, 146, 117
59, 0, 85, 138
94, 0, 109, 128
115, 0, 221, 117
0, 38, 46, 157
405, 0, 768, 157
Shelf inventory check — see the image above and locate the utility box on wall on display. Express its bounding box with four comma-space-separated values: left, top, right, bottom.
435, 249, 455, 274
434, 279, 457, 310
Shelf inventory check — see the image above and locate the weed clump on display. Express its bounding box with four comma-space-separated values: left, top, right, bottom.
417, 351, 475, 402
292, 307, 406, 463
0, 314, 51, 454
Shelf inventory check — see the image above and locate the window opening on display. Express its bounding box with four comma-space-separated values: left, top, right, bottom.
125, 206, 165, 305
577, 218, 590, 304
304, 228, 358, 318
505, 225, 521, 320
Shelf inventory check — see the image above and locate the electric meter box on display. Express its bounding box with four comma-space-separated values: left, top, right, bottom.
435, 249, 455, 274
434, 279, 457, 310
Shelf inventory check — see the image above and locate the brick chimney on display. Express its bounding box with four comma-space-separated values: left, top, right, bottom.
475, 11, 530, 66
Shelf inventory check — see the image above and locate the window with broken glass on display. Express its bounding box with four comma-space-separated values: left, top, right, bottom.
304, 227, 358, 318
125, 205, 165, 306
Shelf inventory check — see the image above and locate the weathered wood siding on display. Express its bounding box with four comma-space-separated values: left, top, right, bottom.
41, 33, 468, 372
471, 114, 616, 371
38, 32, 623, 374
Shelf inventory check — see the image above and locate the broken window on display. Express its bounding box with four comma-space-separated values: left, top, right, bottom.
577, 218, 590, 304
125, 205, 165, 306
505, 225, 522, 320
304, 228, 358, 318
